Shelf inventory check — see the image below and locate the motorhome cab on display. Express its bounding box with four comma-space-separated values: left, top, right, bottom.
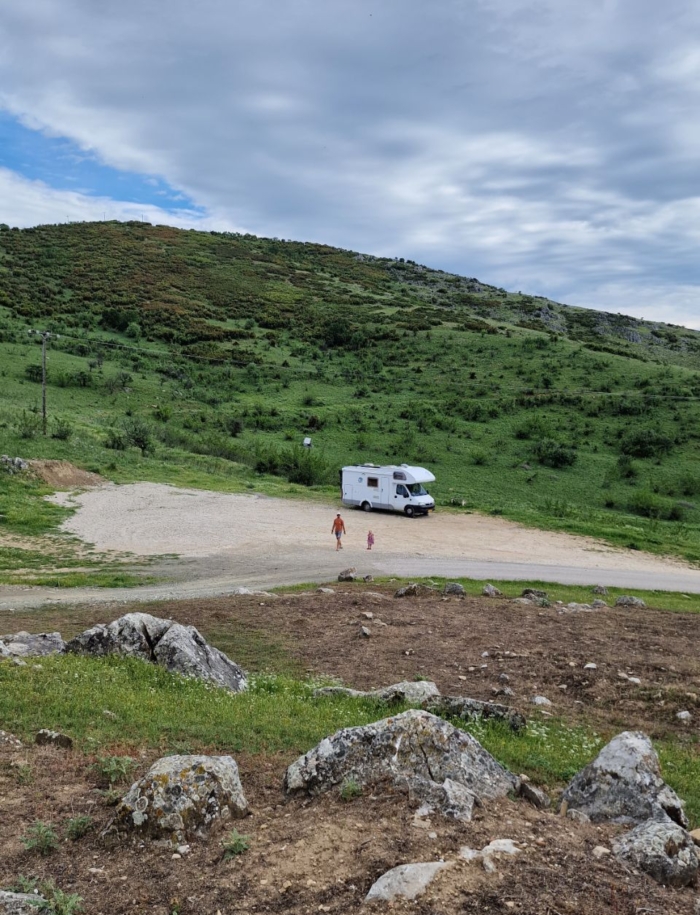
341, 464, 436, 517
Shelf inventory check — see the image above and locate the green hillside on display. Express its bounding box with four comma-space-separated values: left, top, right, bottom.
0, 220, 699, 566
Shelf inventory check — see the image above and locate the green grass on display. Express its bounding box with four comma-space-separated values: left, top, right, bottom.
0, 655, 407, 755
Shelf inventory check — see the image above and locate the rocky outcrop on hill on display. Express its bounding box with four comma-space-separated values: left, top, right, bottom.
115, 755, 248, 843
65, 613, 247, 692
284, 709, 518, 821
561, 731, 687, 826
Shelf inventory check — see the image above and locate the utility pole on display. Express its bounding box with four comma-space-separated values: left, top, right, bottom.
29, 330, 58, 435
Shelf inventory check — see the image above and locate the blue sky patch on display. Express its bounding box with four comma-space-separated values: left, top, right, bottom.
0, 111, 201, 213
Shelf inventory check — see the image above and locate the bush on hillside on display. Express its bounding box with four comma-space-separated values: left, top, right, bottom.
533, 439, 577, 469
620, 429, 673, 458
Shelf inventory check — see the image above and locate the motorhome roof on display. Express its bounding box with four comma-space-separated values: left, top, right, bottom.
342, 463, 435, 482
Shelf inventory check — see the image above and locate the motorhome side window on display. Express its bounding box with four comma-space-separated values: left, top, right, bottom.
367, 477, 379, 488
393, 472, 406, 481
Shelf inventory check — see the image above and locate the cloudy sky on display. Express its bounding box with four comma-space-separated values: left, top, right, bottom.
1, 1, 700, 329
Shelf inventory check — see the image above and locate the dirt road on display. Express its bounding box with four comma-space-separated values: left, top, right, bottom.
1, 482, 699, 609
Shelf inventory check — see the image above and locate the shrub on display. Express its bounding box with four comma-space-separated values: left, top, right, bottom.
15, 409, 42, 439
122, 417, 155, 456
533, 439, 576, 469
25, 364, 43, 382
105, 428, 128, 450
65, 815, 93, 840
21, 821, 59, 855
152, 404, 171, 422
221, 828, 250, 859
620, 429, 673, 458
616, 454, 637, 479
339, 777, 362, 801
93, 755, 136, 786
51, 418, 73, 441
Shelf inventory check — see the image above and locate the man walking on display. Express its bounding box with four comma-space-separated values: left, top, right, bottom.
331, 512, 346, 550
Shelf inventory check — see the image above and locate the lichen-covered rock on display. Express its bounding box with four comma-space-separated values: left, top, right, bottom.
0, 631, 65, 657
482, 584, 502, 598
425, 696, 526, 733
314, 680, 440, 705
394, 583, 436, 598
65, 612, 172, 660
0, 891, 46, 914
65, 613, 246, 692
615, 596, 647, 609
612, 818, 698, 887
561, 731, 687, 826
365, 862, 447, 902
35, 729, 73, 749
337, 568, 356, 582
284, 709, 518, 820
116, 755, 248, 843
444, 582, 465, 596
522, 588, 547, 599
153, 623, 247, 692
407, 775, 475, 820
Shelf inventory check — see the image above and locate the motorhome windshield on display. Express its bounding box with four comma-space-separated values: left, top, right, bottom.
407, 483, 427, 496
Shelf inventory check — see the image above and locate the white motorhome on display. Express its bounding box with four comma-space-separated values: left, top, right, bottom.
340, 464, 436, 517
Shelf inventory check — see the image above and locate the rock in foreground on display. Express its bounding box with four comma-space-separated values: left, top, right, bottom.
116, 755, 248, 843
365, 862, 447, 902
0, 891, 46, 914
561, 731, 687, 826
284, 709, 518, 821
424, 696, 526, 733
66, 613, 246, 692
612, 818, 698, 887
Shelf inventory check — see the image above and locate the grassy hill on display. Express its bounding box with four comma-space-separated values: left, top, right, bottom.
0, 220, 699, 568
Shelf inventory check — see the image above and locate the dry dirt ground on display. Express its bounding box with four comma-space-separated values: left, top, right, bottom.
2, 587, 700, 913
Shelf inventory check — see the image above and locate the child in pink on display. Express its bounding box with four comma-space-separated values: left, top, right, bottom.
367, 530, 375, 550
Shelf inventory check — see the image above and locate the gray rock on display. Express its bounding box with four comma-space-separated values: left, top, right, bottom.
65, 612, 173, 661
519, 782, 551, 809
337, 568, 357, 582
395, 583, 419, 598
677, 711, 692, 722
522, 588, 547, 599
365, 862, 447, 902
66, 613, 246, 692
482, 583, 502, 598
424, 696, 526, 733
0, 631, 65, 657
317, 587, 335, 594
408, 776, 475, 821
153, 623, 247, 692
284, 709, 518, 819
561, 731, 687, 826
613, 818, 698, 887
615, 596, 647, 609
444, 582, 465, 596
0, 891, 45, 914
35, 729, 73, 749
592, 585, 608, 596
591, 600, 608, 609
315, 680, 440, 705
363, 574, 374, 583
360, 626, 371, 638
0, 730, 22, 748
531, 696, 552, 707
115, 754, 248, 843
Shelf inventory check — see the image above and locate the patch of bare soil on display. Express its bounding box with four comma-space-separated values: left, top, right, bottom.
29, 460, 105, 489
0, 743, 694, 915
3, 588, 700, 913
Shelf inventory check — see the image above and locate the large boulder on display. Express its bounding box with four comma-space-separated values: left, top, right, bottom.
314, 680, 440, 705
153, 623, 247, 692
65, 613, 246, 692
0, 631, 65, 658
115, 755, 248, 844
425, 696, 526, 733
0, 891, 45, 915
612, 818, 698, 887
284, 709, 518, 821
561, 732, 687, 826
